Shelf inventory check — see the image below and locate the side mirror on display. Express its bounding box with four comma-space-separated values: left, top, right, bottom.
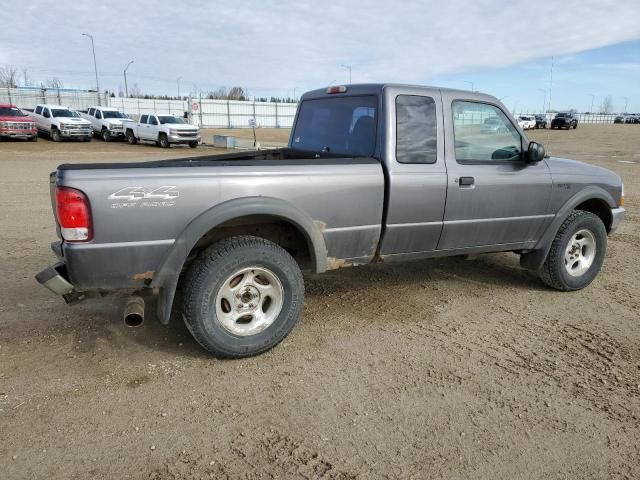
526, 141, 545, 163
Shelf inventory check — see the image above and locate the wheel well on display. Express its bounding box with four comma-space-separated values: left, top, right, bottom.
575, 198, 612, 232
184, 215, 313, 272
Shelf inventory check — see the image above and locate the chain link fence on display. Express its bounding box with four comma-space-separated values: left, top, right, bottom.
0, 87, 297, 129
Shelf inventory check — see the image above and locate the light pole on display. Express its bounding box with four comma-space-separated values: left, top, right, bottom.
177, 76, 182, 99
124, 60, 134, 98
340, 64, 352, 84
537, 88, 547, 113
588, 93, 595, 113
81, 33, 101, 105
464, 81, 474, 91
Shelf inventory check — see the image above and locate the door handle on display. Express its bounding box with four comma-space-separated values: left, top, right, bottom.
458, 176, 475, 186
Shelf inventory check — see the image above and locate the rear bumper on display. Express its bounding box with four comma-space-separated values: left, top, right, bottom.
610, 207, 625, 234
35, 262, 87, 303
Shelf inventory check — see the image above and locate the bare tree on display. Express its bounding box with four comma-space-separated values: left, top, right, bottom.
599, 95, 613, 114
227, 86, 247, 101
128, 83, 142, 98
207, 87, 228, 99
0, 66, 18, 88
44, 77, 64, 89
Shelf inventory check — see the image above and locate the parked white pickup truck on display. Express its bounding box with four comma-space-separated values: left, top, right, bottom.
31, 104, 92, 141
123, 113, 200, 148
80, 106, 130, 142
517, 115, 536, 130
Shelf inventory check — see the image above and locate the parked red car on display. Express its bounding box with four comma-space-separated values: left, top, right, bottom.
0, 104, 38, 141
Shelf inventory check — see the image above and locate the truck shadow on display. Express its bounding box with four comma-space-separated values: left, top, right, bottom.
58, 253, 546, 358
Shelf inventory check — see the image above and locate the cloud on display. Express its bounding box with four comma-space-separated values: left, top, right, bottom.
2, 0, 640, 96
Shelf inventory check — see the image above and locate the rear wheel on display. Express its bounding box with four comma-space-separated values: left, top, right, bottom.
539, 210, 607, 291
158, 133, 170, 148
182, 236, 304, 358
126, 130, 137, 145
51, 128, 61, 142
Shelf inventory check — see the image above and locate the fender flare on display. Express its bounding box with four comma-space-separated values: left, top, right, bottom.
152, 196, 328, 324
520, 186, 615, 272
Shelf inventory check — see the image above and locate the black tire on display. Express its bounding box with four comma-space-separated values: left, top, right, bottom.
30, 135, 38, 142
182, 236, 305, 358
158, 133, 170, 148
51, 128, 61, 142
188, 141, 198, 148
101, 129, 111, 142
573, 122, 578, 129
539, 210, 607, 291
83, 136, 91, 142
126, 130, 137, 145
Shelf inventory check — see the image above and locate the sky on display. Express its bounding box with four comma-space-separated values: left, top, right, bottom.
2, 0, 640, 112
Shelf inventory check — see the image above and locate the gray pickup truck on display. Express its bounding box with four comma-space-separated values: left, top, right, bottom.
37, 84, 625, 358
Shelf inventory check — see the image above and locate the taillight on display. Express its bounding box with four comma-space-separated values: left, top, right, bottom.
55, 186, 92, 242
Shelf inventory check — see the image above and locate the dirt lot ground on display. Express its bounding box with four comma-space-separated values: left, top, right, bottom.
0, 125, 638, 479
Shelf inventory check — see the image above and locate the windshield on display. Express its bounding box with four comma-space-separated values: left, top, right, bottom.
291, 95, 377, 156
158, 115, 185, 124
0, 106, 25, 117
103, 110, 127, 119
556, 113, 569, 118
52, 109, 80, 118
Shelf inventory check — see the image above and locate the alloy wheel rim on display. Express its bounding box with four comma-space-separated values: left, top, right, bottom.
214, 266, 284, 336
564, 229, 596, 277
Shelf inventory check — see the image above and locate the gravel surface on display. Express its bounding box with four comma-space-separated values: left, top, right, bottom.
0, 125, 638, 479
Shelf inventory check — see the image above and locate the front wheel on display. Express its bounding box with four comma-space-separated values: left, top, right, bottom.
126, 130, 137, 145
539, 210, 607, 291
30, 135, 38, 142
51, 129, 61, 142
182, 236, 305, 358
189, 141, 198, 148
158, 133, 170, 148
101, 129, 111, 142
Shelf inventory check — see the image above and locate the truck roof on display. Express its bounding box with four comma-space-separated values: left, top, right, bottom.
0, 103, 17, 108
36, 104, 73, 109
87, 106, 120, 111
300, 83, 498, 103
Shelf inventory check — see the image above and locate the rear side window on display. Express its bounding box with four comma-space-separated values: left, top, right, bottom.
395, 95, 437, 164
140, 114, 148, 123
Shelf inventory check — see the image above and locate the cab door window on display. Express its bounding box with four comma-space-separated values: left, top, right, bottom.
452, 101, 522, 163
149, 116, 158, 125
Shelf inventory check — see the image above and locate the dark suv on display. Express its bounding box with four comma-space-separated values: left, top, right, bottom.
534, 115, 547, 129
551, 112, 578, 130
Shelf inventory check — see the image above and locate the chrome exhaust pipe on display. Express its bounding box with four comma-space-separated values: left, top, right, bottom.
123, 295, 145, 327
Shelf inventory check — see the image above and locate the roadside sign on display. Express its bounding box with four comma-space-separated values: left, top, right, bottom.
192, 101, 199, 112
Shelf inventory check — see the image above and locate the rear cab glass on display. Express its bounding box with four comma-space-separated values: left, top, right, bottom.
291, 95, 377, 156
